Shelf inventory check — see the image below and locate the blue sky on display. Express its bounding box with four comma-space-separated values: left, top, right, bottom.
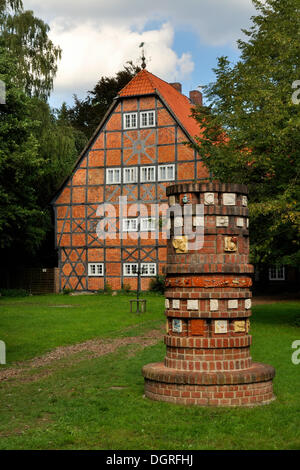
23, 0, 256, 109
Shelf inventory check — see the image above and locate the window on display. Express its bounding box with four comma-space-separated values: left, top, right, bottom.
122, 218, 138, 232
124, 113, 137, 129
140, 110, 155, 128
123, 167, 137, 184
141, 218, 156, 231
123, 263, 157, 276
106, 168, 121, 184
140, 166, 155, 182
269, 266, 285, 281
123, 263, 138, 276
158, 164, 175, 181
141, 263, 157, 276
88, 263, 104, 276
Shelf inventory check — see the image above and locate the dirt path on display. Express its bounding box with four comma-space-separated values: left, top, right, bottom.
252, 295, 300, 305
0, 328, 163, 383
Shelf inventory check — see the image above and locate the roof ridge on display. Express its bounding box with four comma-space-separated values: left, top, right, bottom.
145, 70, 193, 103
142, 70, 157, 90
118, 68, 202, 140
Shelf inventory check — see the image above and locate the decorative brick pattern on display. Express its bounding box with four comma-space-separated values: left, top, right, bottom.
142, 182, 275, 407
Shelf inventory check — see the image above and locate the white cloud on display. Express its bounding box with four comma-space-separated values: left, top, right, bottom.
49, 22, 194, 95
24, 0, 256, 46
22, 0, 257, 103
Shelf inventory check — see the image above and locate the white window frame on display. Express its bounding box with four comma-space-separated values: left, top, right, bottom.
140, 166, 156, 182
158, 164, 175, 182
140, 263, 157, 276
123, 167, 137, 184
106, 168, 121, 184
88, 263, 104, 277
123, 263, 138, 276
140, 218, 156, 231
269, 266, 285, 281
123, 112, 137, 129
140, 110, 155, 128
122, 218, 138, 232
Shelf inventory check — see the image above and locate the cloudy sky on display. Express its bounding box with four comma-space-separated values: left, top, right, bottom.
23, 0, 257, 108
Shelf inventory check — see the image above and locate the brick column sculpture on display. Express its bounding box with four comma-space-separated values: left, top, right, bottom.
142, 183, 275, 406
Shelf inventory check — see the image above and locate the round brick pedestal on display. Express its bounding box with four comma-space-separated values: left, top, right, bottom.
142, 183, 275, 407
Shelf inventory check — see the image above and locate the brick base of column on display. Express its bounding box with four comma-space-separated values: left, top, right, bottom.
142, 362, 275, 407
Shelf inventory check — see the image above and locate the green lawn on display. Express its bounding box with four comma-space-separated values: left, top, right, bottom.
0, 293, 300, 450
0, 293, 164, 363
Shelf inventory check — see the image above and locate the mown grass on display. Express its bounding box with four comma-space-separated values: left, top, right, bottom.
0, 294, 299, 450
0, 293, 163, 363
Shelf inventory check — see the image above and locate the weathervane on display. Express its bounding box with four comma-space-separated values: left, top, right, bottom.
139, 42, 146, 69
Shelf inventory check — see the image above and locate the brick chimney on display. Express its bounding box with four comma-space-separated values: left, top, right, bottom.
169, 82, 182, 93
189, 90, 203, 106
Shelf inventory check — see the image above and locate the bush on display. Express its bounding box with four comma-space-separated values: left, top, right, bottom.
104, 282, 113, 294
62, 288, 74, 295
122, 283, 131, 293
0, 288, 29, 297
149, 275, 165, 294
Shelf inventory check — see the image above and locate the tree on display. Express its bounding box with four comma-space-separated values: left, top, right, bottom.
0, 46, 84, 264
0, 47, 48, 253
68, 62, 140, 139
0, 0, 61, 99
30, 99, 87, 207
0, 1, 82, 268
192, 0, 300, 267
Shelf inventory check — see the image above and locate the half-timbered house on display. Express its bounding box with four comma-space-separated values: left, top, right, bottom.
52, 69, 209, 291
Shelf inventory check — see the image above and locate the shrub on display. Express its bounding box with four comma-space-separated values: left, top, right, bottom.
149, 275, 165, 294
122, 283, 131, 293
0, 288, 29, 297
104, 282, 113, 294
62, 288, 74, 295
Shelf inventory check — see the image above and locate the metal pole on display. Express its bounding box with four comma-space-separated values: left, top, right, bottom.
137, 266, 140, 313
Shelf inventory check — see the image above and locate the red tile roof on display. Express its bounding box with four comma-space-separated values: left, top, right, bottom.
118, 69, 202, 140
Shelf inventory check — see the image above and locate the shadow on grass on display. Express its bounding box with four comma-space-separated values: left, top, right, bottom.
252, 303, 300, 328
